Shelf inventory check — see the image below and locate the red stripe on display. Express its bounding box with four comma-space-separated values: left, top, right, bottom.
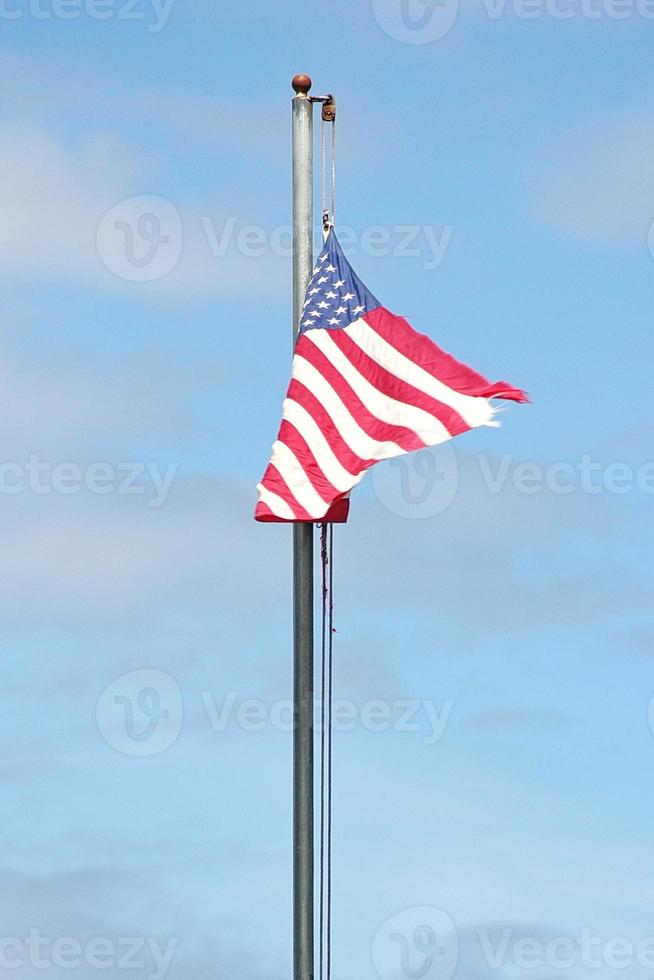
254, 501, 275, 521
365, 307, 529, 402
324, 496, 350, 523
278, 420, 342, 503
328, 328, 468, 437
255, 496, 350, 523
287, 379, 370, 474
296, 336, 426, 454
259, 462, 312, 521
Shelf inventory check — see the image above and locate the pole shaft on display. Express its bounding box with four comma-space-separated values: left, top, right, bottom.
292, 88, 314, 980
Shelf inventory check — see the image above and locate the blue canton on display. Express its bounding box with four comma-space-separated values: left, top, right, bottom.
299, 229, 380, 333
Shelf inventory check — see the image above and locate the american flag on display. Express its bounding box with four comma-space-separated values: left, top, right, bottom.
255, 229, 527, 523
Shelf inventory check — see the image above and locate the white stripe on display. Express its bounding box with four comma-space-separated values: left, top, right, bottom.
256, 483, 295, 520
291, 355, 406, 463
282, 398, 363, 493
269, 440, 327, 517
344, 318, 497, 429
306, 329, 452, 444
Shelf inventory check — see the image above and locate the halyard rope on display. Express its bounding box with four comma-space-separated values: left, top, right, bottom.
319, 522, 334, 980
321, 113, 336, 233
330, 116, 336, 228
321, 116, 328, 229
319, 101, 336, 980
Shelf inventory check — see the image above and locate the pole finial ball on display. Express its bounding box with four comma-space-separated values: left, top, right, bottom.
292, 74, 313, 96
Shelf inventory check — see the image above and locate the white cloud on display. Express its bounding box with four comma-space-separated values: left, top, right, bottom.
0, 323, 277, 624
0, 475, 276, 619
528, 104, 654, 243
338, 450, 652, 634
0, 866, 279, 980
0, 122, 285, 295
0, 125, 136, 280
0, 46, 281, 155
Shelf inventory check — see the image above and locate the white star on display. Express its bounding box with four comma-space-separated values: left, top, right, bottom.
317, 276, 329, 284
333, 279, 345, 288
335, 306, 347, 315
308, 310, 320, 317
325, 291, 337, 299
319, 253, 328, 262
327, 318, 341, 326
325, 264, 337, 273
308, 288, 320, 296
317, 301, 330, 309
342, 292, 355, 301
302, 320, 313, 327
352, 305, 365, 315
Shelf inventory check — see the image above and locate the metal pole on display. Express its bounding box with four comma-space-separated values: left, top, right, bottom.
291, 72, 314, 980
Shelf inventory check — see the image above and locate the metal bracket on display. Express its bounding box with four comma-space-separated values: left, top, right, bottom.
310, 94, 336, 122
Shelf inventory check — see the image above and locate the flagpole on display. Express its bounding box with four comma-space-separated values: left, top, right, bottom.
291, 72, 314, 980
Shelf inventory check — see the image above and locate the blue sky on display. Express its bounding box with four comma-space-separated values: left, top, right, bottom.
1, 2, 653, 979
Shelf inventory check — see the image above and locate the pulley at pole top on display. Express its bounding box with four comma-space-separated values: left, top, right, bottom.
292, 73, 337, 121
291, 76, 337, 235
